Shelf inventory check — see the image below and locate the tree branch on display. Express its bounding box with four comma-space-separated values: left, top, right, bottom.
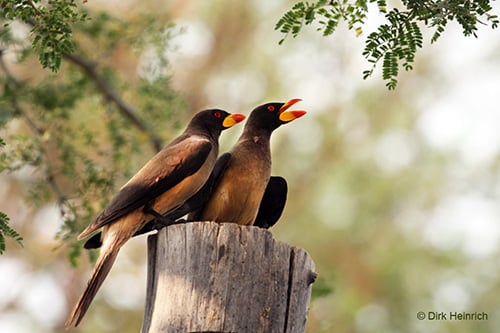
0, 50, 67, 207
62, 52, 164, 152
25, 18, 164, 152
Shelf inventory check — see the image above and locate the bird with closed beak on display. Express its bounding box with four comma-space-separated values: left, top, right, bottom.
66, 109, 245, 328
82, 99, 306, 250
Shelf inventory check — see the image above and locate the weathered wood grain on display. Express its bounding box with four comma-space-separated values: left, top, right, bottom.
141, 222, 315, 333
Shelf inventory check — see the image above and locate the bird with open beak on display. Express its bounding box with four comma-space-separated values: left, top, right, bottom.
66, 109, 245, 328
189, 98, 306, 227
82, 99, 306, 249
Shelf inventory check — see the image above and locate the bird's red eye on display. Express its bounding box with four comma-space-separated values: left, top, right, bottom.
267, 105, 275, 112
214, 111, 221, 118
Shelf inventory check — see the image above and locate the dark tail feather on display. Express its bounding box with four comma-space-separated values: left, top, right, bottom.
65, 247, 119, 328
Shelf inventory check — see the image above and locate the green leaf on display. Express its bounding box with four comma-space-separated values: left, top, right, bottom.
0, 212, 23, 255
2, 0, 87, 71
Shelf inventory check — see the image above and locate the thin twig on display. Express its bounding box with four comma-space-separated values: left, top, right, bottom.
27, 0, 43, 17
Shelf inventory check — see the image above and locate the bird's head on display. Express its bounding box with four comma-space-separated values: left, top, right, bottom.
246, 98, 307, 132
190, 109, 246, 138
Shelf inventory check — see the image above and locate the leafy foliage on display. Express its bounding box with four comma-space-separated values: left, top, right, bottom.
0, 211, 23, 254
276, 0, 499, 89
275, 0, 377, 43
362, 8, 423, 89
0, 8, 185, 260
1, 0, 88, 71
0, 137, 24, 254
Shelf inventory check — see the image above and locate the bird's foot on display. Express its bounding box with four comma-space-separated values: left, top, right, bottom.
143, 205, 185, 229
143, 205, 172, 226
152, 216, 176, 228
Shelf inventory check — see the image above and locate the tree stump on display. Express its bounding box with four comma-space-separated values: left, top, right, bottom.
141, 222, 316, 333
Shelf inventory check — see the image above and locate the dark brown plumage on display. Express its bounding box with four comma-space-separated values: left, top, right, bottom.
189, 98, 306, 226
253, 176, 288, 229
83, 152, 232, 250
65, 109, 245, 328
82, 100, 305, 250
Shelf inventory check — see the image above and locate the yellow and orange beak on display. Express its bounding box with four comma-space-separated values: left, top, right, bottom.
222, 113, 246, 128
278, 98, 307, 123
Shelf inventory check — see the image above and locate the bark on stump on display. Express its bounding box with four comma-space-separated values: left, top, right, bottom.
141, 222, 316, 333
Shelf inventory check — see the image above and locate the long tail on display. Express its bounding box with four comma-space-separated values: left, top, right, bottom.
65, 243, 120, 328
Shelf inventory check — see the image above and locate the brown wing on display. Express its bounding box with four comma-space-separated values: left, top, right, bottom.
82, 152, 231, 249
78, 135, 212, 239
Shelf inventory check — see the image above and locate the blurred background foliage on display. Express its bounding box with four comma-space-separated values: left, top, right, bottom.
1, 1, 500, 333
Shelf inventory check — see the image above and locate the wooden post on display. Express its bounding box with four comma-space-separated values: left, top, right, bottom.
141, 222, 316, 333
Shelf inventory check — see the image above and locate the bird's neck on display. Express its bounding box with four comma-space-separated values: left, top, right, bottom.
238, 127, 272, 146
188, 125, 220, 143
